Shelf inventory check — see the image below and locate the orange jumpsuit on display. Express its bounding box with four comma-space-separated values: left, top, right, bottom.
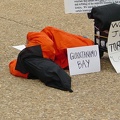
9, 26, 94, 78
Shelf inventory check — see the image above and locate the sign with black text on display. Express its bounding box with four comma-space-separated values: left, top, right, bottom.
108, 21, 120, 73
64, 0, 120, 13
67, 45, 100, 75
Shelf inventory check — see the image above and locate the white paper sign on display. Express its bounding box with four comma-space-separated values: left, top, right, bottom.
67, 45, 100, 75
64, 0, 120, 13
12, 45, 26, 51
108, 21, 120, 73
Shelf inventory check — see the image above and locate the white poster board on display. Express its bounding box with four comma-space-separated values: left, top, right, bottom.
64, 0, 120, 13
67, 45, 100, 75
108, 21, 120, 73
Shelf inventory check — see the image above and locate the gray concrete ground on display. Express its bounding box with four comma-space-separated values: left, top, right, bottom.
0, 0, 120, 120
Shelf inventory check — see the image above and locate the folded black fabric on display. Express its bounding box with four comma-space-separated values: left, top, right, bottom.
15, 45, 73, 92
24, 57, 73, 92
15, 45, 43, 74
88, 3, 120, 31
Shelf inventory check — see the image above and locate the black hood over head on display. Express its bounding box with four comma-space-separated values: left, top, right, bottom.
15, 45, 73, 92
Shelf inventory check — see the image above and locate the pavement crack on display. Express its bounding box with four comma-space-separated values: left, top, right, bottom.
0, 16, 39, 29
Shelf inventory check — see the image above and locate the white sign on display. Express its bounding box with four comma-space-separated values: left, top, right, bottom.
108, 21, 120, 73
64, 0, 120, 13
67, 45, 100, 75
12, 45, 26, 51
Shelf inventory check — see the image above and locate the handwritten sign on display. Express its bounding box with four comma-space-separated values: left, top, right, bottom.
67, 45, 100, 75
108, 21, 120, 73
64, 0, 120, 13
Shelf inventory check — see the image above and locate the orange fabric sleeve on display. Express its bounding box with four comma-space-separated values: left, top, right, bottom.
26, 32, 55, 61
9, 59, 28, 78
41, 26, 94, 49
41, 26, 94, 68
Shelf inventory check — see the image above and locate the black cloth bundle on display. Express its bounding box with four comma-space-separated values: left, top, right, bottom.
15, 45, 73, 92
88, 3, 120, 31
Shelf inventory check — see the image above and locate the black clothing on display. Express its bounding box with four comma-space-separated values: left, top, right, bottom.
88, 3, 120, 31
15, 45, 73, 92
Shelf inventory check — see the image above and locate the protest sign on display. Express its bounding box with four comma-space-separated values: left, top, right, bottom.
108, 21, 120, 73
64, 0, 120, 13
67, 45, 100, 75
